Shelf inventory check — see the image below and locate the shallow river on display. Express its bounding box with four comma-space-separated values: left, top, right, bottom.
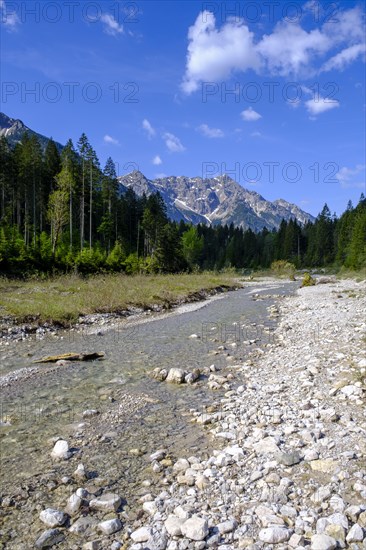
0, 282, 295, 506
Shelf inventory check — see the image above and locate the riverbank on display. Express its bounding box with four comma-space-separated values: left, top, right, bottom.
0, 278, 365, 549
0, 272, 240, 341
123, 277, 364, 549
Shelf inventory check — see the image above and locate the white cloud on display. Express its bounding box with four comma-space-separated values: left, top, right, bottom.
181, 11, 260, 94
251, 131, 262, 137
142, 119, 156, 139
104, 135, 119, 145
197, 123, 224, 138
0, 0, 20, 31
305, 96, 340, 115
152, 155, 162, 165
181, 6, 366, 92
100, 13, 123, 36
163, 132, 185, 153
321, 43, 366, 72
257, 21, 330, 76
241, 107, 262, 121
336, 164, 365, 188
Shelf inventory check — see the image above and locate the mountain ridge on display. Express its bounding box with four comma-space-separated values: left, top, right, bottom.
0, 112, 315, 231
118, 170, 315, 232
0, 112, 63, 151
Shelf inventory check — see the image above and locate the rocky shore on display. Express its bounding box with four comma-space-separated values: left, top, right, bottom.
1, 278, 365, 549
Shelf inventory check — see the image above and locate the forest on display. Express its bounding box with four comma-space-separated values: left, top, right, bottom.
0, 132, 365, 276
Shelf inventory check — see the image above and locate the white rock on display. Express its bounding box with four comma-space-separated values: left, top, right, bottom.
346, 524, 364, 543
74, 463, 87, 480
341, 384, 361, 396
253, 437, 280, 454
164, 515, 183, 536
65, 494, 82, 516
173, 458, 190, 474
90, 493, 121, 512
98, 518, 122, 535
217, 519, 237, 534
166, 368, 185, 384
311, 486, 332, 503
51, 440, 71, 459
181, 515, 209, 541
258, 527, 291, 543
149, 449, 166, 462
311, 534, 337, 550
130, 526, 151, 542
142, 501, 157, 516
76, 488, 88, 498
39, 508, 67, 528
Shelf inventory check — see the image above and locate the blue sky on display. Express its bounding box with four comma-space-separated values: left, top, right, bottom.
1, 0, 365, 216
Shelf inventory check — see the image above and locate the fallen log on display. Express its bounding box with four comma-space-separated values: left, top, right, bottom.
33, 352, 105, 364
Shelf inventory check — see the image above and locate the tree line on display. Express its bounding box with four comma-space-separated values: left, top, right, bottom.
0, 132, 365, 275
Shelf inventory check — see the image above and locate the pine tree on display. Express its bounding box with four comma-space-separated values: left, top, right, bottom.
77, 133, 91, 250
61, 139, 79, 251
99, 157, 118, 252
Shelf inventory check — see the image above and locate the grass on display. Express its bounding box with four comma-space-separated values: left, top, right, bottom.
0, 271, 240, 326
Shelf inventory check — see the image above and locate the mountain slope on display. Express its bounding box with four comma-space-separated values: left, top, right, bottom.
118, 171, 315, 231
0, 112, 63, 151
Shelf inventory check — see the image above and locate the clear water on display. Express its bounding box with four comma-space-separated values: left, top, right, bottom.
0, 283, 295, 501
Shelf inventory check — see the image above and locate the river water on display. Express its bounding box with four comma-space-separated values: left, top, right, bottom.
0, 281, 295, 513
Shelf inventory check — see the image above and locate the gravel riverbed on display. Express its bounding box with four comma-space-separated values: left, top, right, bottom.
0, 278, 365, 549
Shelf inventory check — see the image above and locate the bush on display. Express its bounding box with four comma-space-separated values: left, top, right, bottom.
301, 272, 316, 287
106, 241, 126, 271
74, 248, 106, 274
270, 260, 296, 279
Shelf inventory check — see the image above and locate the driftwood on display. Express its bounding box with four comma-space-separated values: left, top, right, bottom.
33, 352, 105, 364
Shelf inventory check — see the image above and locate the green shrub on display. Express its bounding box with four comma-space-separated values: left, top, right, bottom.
301, 272, 316, 287
74, 248, 105, 274
106, 241, 126, 271
270, 260, 296, 279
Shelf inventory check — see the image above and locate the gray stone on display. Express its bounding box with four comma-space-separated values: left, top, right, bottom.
166, 368, 185, 384
142, 500, 157, 516
253, 437, 280, 454
165, 515, 183, 536
173, 458, 190, 474
69, 516, 98, 535
98, 518, 122, 535
65, 494, 82, 516
276, 451, 301, 466
35, 529, 65, 548
89, 493, 121, 512
130, 526, 151, 542
216, 519, 237, 534
39, 508, 67, 528
181, 515, 209, 541
311, 534, 337, 550
258, 527, 291, 543
346, 524, 364, 543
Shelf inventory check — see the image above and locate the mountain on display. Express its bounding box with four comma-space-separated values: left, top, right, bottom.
0, 112, 63, 151
118, 171, 315, 232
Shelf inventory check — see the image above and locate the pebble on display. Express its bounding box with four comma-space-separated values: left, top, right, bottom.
50, 439, 71, 459
98, 518, 122, 535
39, 508, 67, 528
180, 516, 209, 541
35, 529, 65, 548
